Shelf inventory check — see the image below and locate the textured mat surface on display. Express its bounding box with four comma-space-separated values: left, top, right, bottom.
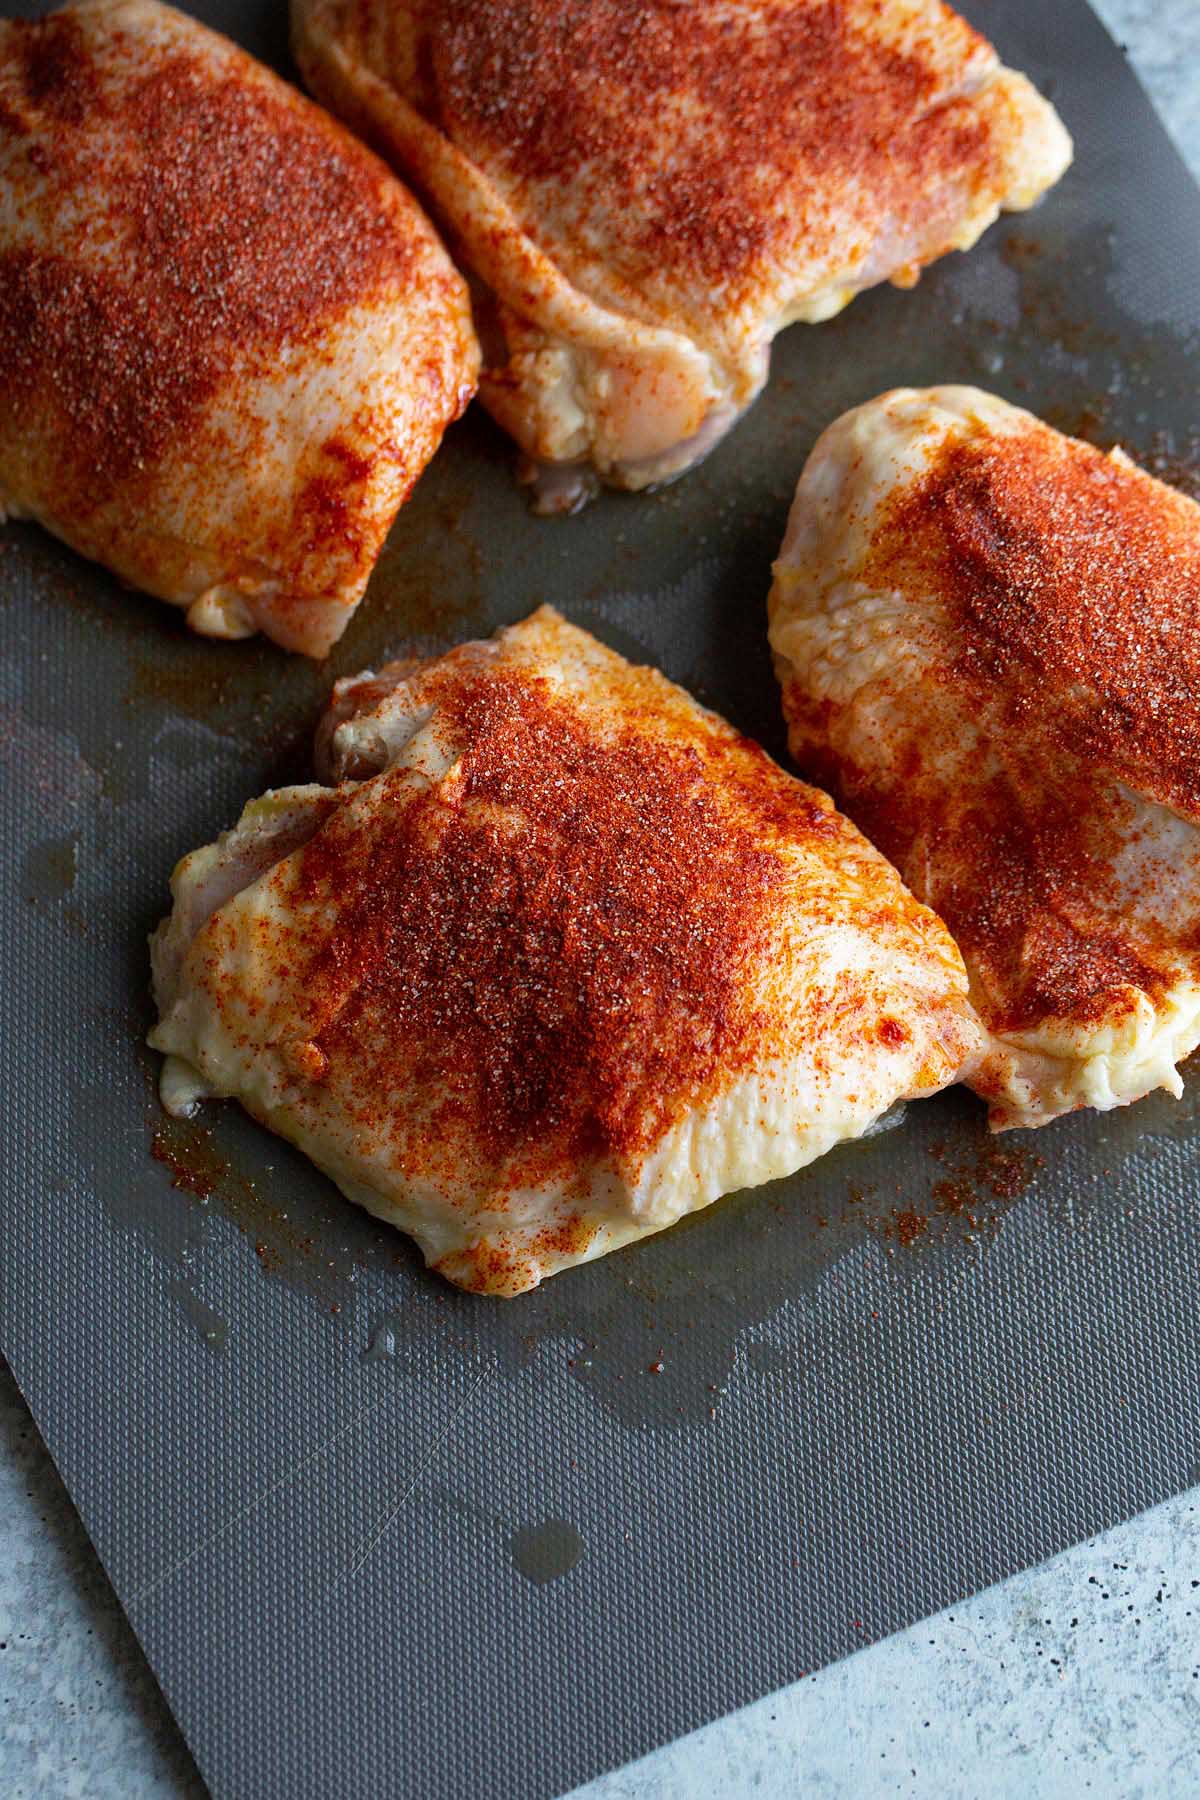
3, 3, 1200, 1797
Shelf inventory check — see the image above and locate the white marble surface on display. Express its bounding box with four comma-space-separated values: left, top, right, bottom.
1092, 0, 1200, 173
571, 1501, 1200, 1800
3, 4, 1200, 1797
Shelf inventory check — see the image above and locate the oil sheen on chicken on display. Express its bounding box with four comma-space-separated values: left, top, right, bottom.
769, 386, 1200, 1129
292, 0, 1071, 507
150, 608, 981, 1294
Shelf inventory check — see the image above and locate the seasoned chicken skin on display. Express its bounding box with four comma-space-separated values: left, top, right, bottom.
0, 0, 479, 655
769, 387, 1200, 1130
150, 608, 980, 1294
292, 0, 1070, 503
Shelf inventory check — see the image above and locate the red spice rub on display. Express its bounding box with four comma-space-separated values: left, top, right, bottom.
282, 670, 799, 1184
892, 1208, 927, 1248
833, 749, 1169, 1034
923, 774, 1165, 1033
858, 424, 1200, 1032
431, 0, 994, 292
7, 10, 101, 124
884, 431, 1200, 816
0, 17, 415, 504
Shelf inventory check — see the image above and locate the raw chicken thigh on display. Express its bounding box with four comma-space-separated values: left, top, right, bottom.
770, 386, 1200, 1128
0, 0, 479, 654
151, 608, 981, 1293
293, 0, 1070, 504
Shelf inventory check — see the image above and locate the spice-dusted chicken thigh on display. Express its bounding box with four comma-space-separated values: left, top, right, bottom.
0, 0, 479, 655
150, 608, 980, 1294
292, 0, 1070, 506
769, 387, 1200, 1130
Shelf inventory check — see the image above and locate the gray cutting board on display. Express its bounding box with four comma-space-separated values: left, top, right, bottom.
3, 3, 1200, 1797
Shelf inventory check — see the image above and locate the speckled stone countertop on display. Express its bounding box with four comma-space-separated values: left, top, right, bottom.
4, 5, 1200, 1797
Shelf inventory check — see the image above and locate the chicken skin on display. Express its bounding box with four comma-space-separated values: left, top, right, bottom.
292, 0, 1070, 506
150, 608, 980, 1294
0, 0, 479, 654
769, 387, 1200, 1129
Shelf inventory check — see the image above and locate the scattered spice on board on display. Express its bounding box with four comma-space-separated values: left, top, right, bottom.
893, 1209, 928, 1249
